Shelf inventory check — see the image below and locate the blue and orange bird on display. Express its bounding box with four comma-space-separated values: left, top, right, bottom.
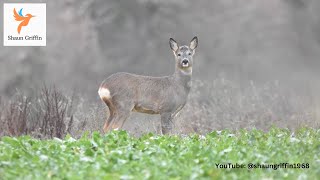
13, 8, 35, 34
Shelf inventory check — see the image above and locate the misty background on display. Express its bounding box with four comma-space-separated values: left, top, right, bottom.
1, 0, 320, 135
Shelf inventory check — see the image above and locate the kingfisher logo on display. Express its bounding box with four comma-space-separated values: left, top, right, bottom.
3, 3, 46, 46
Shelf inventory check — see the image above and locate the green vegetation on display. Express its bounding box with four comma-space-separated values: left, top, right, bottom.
0, 128, 319, 179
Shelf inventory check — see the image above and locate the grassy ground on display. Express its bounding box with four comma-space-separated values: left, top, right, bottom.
0, 128, 319, 179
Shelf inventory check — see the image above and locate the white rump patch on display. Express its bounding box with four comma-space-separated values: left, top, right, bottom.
98, 87, 111, 99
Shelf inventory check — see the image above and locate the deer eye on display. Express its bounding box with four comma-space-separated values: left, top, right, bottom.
188, 52, 192, 55
177, 53, 181, 56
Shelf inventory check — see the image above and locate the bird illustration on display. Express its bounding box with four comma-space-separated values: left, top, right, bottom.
13, 8, 35, 34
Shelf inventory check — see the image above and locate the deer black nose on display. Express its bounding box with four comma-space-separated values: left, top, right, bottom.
182, 59, 189, 64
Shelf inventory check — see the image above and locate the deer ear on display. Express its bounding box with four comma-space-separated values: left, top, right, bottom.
169, 38, 179, 51
190, 36, 198, 50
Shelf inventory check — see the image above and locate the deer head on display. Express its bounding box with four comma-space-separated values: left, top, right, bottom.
169, 36, 198, 73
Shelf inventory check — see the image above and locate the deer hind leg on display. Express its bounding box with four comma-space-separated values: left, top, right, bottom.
103, 111, 115, 133
103, 106, 130, 132
106, 99, 133, 131
102, 98, 117, 133
102, 102, 131, 132
109, 110, 131, 130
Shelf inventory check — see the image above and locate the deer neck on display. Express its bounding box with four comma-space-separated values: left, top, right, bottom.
173, 66, 192, 92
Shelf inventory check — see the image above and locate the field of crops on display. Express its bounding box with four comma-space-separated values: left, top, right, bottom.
0, 128, 319, 179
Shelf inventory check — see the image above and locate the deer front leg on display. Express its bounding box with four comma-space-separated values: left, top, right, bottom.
160, 112, 174, 135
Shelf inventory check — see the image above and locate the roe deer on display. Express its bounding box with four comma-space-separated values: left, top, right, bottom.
98, 37, 198, 134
